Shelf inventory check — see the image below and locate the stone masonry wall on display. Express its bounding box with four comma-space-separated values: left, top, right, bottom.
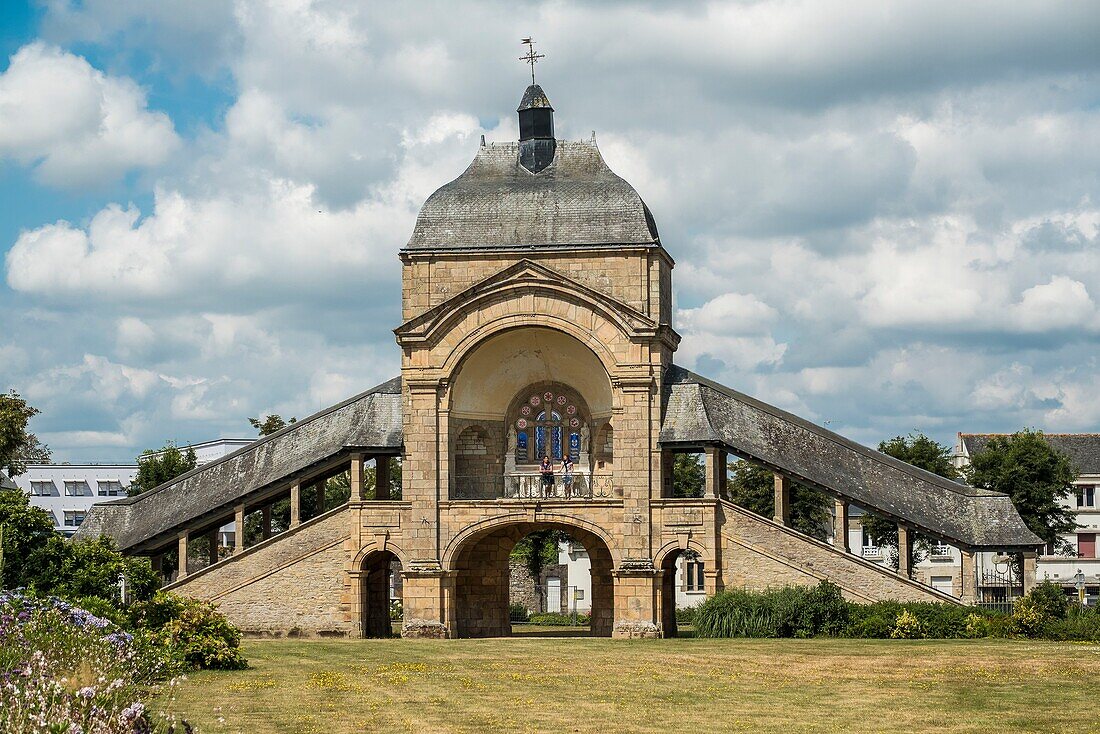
719, 503, 953, 604
169, 508, 354, 636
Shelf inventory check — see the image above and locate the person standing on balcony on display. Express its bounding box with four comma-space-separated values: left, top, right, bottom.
561, 456, 575, 498
540, 456, 554, 497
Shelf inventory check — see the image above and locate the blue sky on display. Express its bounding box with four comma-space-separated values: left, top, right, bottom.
1, 0, 1099, 463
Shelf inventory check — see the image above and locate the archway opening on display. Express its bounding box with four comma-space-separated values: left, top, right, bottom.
360, 550, 402, 638
660, 548, 705, 638
451, 521, 614, 638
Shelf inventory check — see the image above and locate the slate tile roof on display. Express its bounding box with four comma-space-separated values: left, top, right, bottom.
404, 139, 660, 251
660, 365, 1042, 550
74, 377, 402, 552
959, 433, 1100, 476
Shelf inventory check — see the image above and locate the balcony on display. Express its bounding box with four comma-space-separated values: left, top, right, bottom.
861, 546, 883, 560
930, 544, 954, 560
452, 473, 618, 501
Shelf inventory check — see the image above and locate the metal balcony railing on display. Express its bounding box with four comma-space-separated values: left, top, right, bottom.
861, 545, 883, 560
930, 544, 953, 559
452, 473, 617, 500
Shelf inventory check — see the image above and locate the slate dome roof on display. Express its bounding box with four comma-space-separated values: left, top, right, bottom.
404, 138, 661, 251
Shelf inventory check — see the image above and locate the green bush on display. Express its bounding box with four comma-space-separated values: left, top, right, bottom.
1023, 581, 1069, 620
509, 603, 529, 623
390, 599, 403, 621
1042, 605, 1100, 641
695, 582, 848, 639
527, 612, 589, 626
1010, 597, 1049, 638
129, 592, 247, 671
676, 604, 700, 626
891, 610, 926, 639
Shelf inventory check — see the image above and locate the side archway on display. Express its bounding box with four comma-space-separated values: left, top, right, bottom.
359, 549, 402, 638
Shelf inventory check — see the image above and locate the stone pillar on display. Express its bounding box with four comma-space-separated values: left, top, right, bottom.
612, 562, 662, 638
834, 498, 850, 552
400, 567, 453, 639
704, 447, 722, 499
207, 528, 219, 566
290, 482, 301, 528
262, 505, 272, 540
773, 474, 791, 526
316, 482, 327, 515
376, 456, 391, 501
897, 523, 912, 578
350, 454, 366, 500
150, 554, 163, 579
960, 548, 978, 604
177, 531, 189, 579
660, 450, 674, 498
234, 504, 245, 554
1022, 550, 1038, 595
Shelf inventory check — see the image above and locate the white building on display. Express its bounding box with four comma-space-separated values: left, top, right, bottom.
10, 438, 254, 540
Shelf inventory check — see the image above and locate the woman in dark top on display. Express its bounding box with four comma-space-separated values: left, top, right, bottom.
540, 456, 554, 497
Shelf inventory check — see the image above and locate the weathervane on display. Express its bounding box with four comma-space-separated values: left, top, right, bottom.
519, 37, 544, 85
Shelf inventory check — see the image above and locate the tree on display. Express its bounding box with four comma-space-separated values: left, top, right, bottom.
132, 442, 198, 495
965, 429, 1078, 554
0, 487, 59, 589
671, 453, 705, 498
862, 432, 961, 567
0, 391, 51, 478
249, 414, 297, 436
727, 460, 831, 541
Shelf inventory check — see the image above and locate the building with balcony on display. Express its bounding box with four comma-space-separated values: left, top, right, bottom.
77, 78, 1041, 638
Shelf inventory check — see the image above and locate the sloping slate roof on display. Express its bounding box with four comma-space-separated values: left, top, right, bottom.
405, 139, 659, 251
961, 433, 1100, 476
76, 377, 403, 552
661, 366, 1042, 550
518, 84, 552, 110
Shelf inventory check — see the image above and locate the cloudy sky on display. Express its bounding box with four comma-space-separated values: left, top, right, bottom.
1, 1, 1098, 463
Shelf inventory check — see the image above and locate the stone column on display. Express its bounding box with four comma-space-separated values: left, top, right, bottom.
315, 482, 327, 515
1022, 550, 1038, 594
290, 482, 301, 528
960, 549, 978, 604
773, 474, 791, 526
375, 456, 391, 501
612, 563, 662, 638
659, 450, 674, 498
177, 531, 189, 580
897, 523, 912, 578
350, 454, 366, 500
400, 567, 453, 639
234, 504, 245, 554
262, 505, 272, 540
834, 498, 850, 552
150, 554, 163, 580
207, 528, 219, 566
704, 447, 722, 499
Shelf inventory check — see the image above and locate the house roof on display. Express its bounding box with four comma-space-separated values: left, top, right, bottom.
660, 366, 1043, 550
74, 377, 402, 551
960, 433, 1100, 476
404, 139, 660, 251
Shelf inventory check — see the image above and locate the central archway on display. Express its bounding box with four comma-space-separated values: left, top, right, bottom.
448, 520, 615, 638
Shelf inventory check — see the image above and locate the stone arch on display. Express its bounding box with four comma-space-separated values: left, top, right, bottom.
594, 421, 614, 470
441, 512, 622, 570
359, 549, 402, 638
657, 541, 708, 638
451, 424, 502, 499
446, 517, 616, 638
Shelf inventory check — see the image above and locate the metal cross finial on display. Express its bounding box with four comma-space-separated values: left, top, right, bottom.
519, 37, 544, 85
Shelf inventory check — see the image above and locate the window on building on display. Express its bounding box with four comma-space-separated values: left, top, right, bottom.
63, 511, 86, 527
1080, 533, 1097, 559
512, 388, 586, 464
685, 559, 706, 591
1077, 486, 1096, 508
97, 480, 123, 496
63, 481, 87, 497
29, 481, 54, 496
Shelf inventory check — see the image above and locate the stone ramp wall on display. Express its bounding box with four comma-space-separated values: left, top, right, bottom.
167, 507, 355, 636
718, 501, 958, 604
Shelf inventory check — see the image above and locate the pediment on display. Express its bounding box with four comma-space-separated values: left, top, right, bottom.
395, 259, 660, 343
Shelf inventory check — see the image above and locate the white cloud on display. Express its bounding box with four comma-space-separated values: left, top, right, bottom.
0, 42, 179, 186
1012, 276, 1098, 332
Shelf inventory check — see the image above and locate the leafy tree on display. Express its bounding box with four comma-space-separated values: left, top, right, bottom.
863, 433, 961, 567
132, 442, 198, 495
672, 453, 705, 498
727, 460, 831, 541
965, 429, 1078, 554
0, 487, 59, 589
0, 391, 51, 478
249, 414, 297, 436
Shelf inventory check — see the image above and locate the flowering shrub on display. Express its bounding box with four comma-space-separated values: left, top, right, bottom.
0, 590, 181, 733
129, 592, 248, 671
890, 610, 926, 639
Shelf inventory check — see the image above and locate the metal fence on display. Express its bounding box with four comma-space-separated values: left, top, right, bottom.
453, 473, 617, 500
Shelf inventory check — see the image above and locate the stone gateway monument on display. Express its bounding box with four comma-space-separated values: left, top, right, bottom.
78, 80, 1042, 639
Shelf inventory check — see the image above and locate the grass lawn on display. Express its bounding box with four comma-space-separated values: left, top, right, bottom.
157, 636, 1100, 734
